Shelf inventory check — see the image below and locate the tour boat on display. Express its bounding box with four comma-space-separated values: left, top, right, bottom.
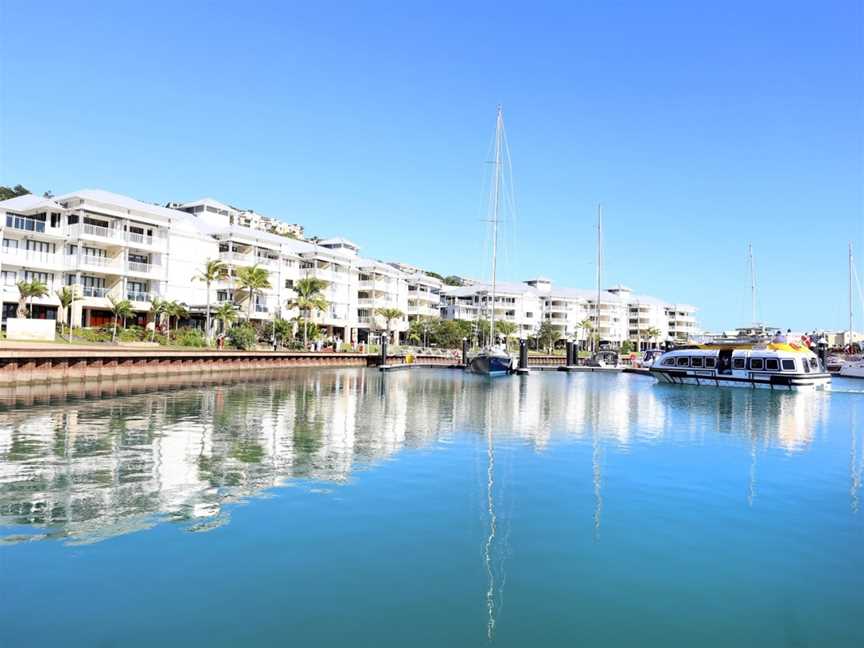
467, 105, 514, 377
650, 341, 831, 390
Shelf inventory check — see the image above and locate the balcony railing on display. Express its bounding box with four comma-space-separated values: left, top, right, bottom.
81, 286, 109, 298
81, 223, 117, 239
126, 231, 154, 246
254, 304, 269, 313
127, 261, 153, 273
5, 215, 46, 233
219, 252, 250, 263
127, 291, 152, 302
81, 254, 112, 267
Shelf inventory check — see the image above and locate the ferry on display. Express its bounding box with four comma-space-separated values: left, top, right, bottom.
650, 341, 831, 391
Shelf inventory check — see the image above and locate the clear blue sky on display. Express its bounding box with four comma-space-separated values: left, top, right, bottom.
1, 1, 862, 331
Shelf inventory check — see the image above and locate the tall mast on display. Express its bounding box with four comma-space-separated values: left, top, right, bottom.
489, 105, 503, 347
850, 242, 854, 352
594, 204, 603, 353
748, 243, 757, 329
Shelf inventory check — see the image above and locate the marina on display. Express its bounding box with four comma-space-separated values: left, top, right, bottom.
1, 368, 862, 646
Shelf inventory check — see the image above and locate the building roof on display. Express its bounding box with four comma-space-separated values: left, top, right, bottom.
56, 188, 184, 222
319, 237, 359, 249
0, 193, 64, 212
179, 197, 238, 212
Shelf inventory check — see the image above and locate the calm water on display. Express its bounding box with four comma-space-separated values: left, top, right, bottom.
1, 369, 862, 647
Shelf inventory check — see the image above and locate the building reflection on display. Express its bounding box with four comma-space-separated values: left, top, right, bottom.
0, 370, 836, 544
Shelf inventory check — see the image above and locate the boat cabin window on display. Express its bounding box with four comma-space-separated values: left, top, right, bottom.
749, 358, 764, 370
691, 357, 704, 368
662, 357, 675, 366
765, 358, 780, 371
781, 359, 796, 371
802, 358, 810, 373
809, 358, 818, 370
705, 357, 716, 369
676, 357, 690, 367
732, 358, 746, 370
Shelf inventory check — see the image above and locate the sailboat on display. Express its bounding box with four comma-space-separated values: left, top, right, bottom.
467, 106, 514, 376
839, 242, 864, 378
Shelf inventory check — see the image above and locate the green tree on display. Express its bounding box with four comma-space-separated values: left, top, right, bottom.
425, 271, 444, 281
408, 316, 437, 347
16, 280, 48, 318
164, 300, 189, 341
536, 321, 559, 353
148, 298, 169, 341
0, 184, 30, 201
577, 318, 593, 350
645, 327, 662, 349
620, 339, 634, 354
107, 295, 133, 343
495, 321, 518, 350
235, 264, 271, 322
192, 258, 229, 345
375, 307, 404, 344
56, 286, 82, 341
213, 302, 238, 336
287, 277, 328, 348
443, 275, 463, 286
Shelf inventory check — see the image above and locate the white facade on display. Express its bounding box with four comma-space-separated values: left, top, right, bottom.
441, 279, 697, 347
1, 188, 697, 346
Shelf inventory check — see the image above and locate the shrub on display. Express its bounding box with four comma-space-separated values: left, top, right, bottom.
118, 325, 145, 342
174, 327, 206, 348
339, 343, 354, 353
77, 327, 112, 343
227, 324, 257, 350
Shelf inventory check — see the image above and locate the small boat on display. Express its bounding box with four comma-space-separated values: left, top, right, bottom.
466, 105, 513, 377
650, 341, 831, 391
468, 346, 514, 376
839, 359, 864, 379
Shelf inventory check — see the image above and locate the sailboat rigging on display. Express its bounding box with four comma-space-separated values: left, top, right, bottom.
467, 106, 514, 376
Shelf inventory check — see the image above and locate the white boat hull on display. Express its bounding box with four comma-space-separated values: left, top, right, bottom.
651, 369, 831, 391
839, 362, 864, 379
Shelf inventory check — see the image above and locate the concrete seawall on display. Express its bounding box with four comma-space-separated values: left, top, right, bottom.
0, 345, 577, 385
0, 348, 457, 385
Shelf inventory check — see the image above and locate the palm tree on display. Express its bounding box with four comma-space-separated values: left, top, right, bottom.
16, 280, 49, 318
56, 286, 82, 342
164, 300, 189, 341
107, 295, 133, 343
213, 302, 238, 335
645, 326, 662, 349
287, 277, 329, 348
192, 259, 229, 345
375, 307, 404, 345
495, 320, 517, 350
577, 318, 593, 350
148, 298, 168, 341
234, 264, 271, 322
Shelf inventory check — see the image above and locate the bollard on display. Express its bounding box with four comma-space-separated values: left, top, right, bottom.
380, 338, 388, 366
462, 337, 469, 366
566, 340, 575, 366
519, 338, 528, 370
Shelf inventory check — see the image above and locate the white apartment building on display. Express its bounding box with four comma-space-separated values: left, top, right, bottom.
1, 188, 697, 347
441, 278, 697, 347
177, 198, 304, 239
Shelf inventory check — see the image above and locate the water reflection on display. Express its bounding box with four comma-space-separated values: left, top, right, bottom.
0, 370, 844, 547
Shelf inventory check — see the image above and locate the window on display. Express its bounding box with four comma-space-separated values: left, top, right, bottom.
766, 358, 780, 371
26, 240, 54, 253
2, 238, 18, 249
51, 212, 61, 227
1, 270, 17, 286
691, 356, 704, 368
67, 214, 79, 225
750, 358, 764, 370
733, 358, 746, 370
676, 357, 690, 367
82, 275, 105, 288
662, 358, 675, 366
285, 279, 294, 289
781, 359, 796, 371
526, 312, 533, 318
809, 358, 818, 370
705, 357, 716, 369
24, 271, 52, 284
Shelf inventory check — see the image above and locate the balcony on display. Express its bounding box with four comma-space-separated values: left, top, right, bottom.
2, 247, 62, 267
80, 254, 115, 269
127, 260, 153, 274
255, 256, 281, 267
126, 231, 154, 246
219, 251, 251, 264
79, 223, 120, 240
127, 291, 152, 302
5, 215, 48, 234
81, 286, 110, 298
